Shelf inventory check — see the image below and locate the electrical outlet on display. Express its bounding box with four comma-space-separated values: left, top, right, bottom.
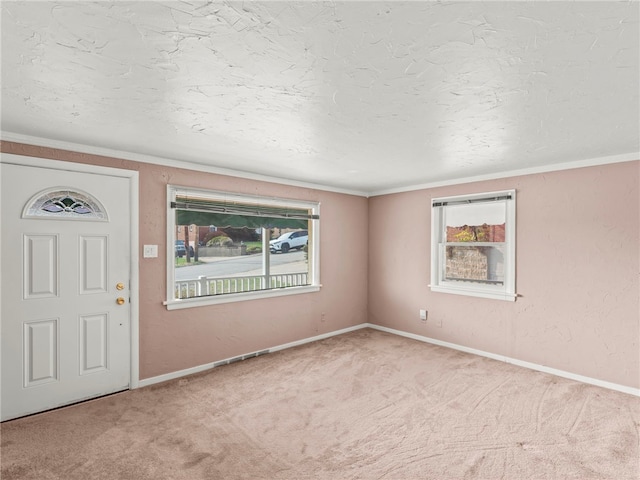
419, 309, 428, 321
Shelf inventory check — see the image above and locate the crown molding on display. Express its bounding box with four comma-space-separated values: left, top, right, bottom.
369, 152, 640, 197
2, 131, 637, 199
0, 131, 370, 197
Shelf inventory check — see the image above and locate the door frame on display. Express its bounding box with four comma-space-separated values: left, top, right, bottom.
0, 152, 140, 390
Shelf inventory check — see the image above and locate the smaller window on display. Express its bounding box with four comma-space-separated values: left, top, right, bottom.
430, 190, 516, 301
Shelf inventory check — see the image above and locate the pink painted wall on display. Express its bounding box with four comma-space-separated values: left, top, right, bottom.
1, 142, 369, 379
3, 141, 638, 389
369, 161, 640, 389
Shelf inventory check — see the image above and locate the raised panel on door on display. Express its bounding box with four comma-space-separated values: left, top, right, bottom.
79, 235, 108, 295
23, 234, 59, 299
79, 313, 109, 375
23, 318, 59, 387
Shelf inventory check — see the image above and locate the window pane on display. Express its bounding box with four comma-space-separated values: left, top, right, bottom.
442, 244, 505, 284
445, 202, 505, 243
267, 227, 310, 288
431, 190, 515, 301
174, 222, 310, 299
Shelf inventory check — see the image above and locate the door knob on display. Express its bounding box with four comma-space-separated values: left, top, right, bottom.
116, 297, 126, 305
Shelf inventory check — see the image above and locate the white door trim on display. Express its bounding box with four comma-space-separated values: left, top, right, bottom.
0, 152, 140, 389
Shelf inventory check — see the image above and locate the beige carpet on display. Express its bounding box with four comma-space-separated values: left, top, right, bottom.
1, 328, 639, 479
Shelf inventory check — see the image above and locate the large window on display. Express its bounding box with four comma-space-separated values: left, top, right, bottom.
165, 186, 320, 309
431, 190, 516, 301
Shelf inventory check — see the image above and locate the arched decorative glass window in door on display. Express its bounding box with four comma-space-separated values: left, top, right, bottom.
22, 188, 108, 221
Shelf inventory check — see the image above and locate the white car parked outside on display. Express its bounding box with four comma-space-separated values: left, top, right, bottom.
269, 230, 308, 253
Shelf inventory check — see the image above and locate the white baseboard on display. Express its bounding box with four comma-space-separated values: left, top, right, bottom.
137, 322, 639, 397
137, 324, 369, 388
367, 324, 640, 397
267, 324, 368, 353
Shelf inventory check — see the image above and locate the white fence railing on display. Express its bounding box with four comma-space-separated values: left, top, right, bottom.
175, 272, 309, 299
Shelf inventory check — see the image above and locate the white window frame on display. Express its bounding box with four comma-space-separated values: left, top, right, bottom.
430, 189, 516, 301
164, 186, 320, 310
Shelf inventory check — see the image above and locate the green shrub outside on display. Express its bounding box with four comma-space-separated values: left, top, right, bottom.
207, 236, 233, 246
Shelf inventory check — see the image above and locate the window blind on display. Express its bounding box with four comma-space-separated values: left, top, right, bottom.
171, 196, 318, 229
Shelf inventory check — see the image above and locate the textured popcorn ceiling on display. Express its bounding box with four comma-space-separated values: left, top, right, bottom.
1, 1, 638, 193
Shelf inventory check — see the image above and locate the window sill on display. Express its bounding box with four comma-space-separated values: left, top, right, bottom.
164, 285, 321, 310
429, 284, 517, 302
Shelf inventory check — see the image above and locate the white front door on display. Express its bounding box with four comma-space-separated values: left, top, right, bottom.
1, 161, 132, 421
